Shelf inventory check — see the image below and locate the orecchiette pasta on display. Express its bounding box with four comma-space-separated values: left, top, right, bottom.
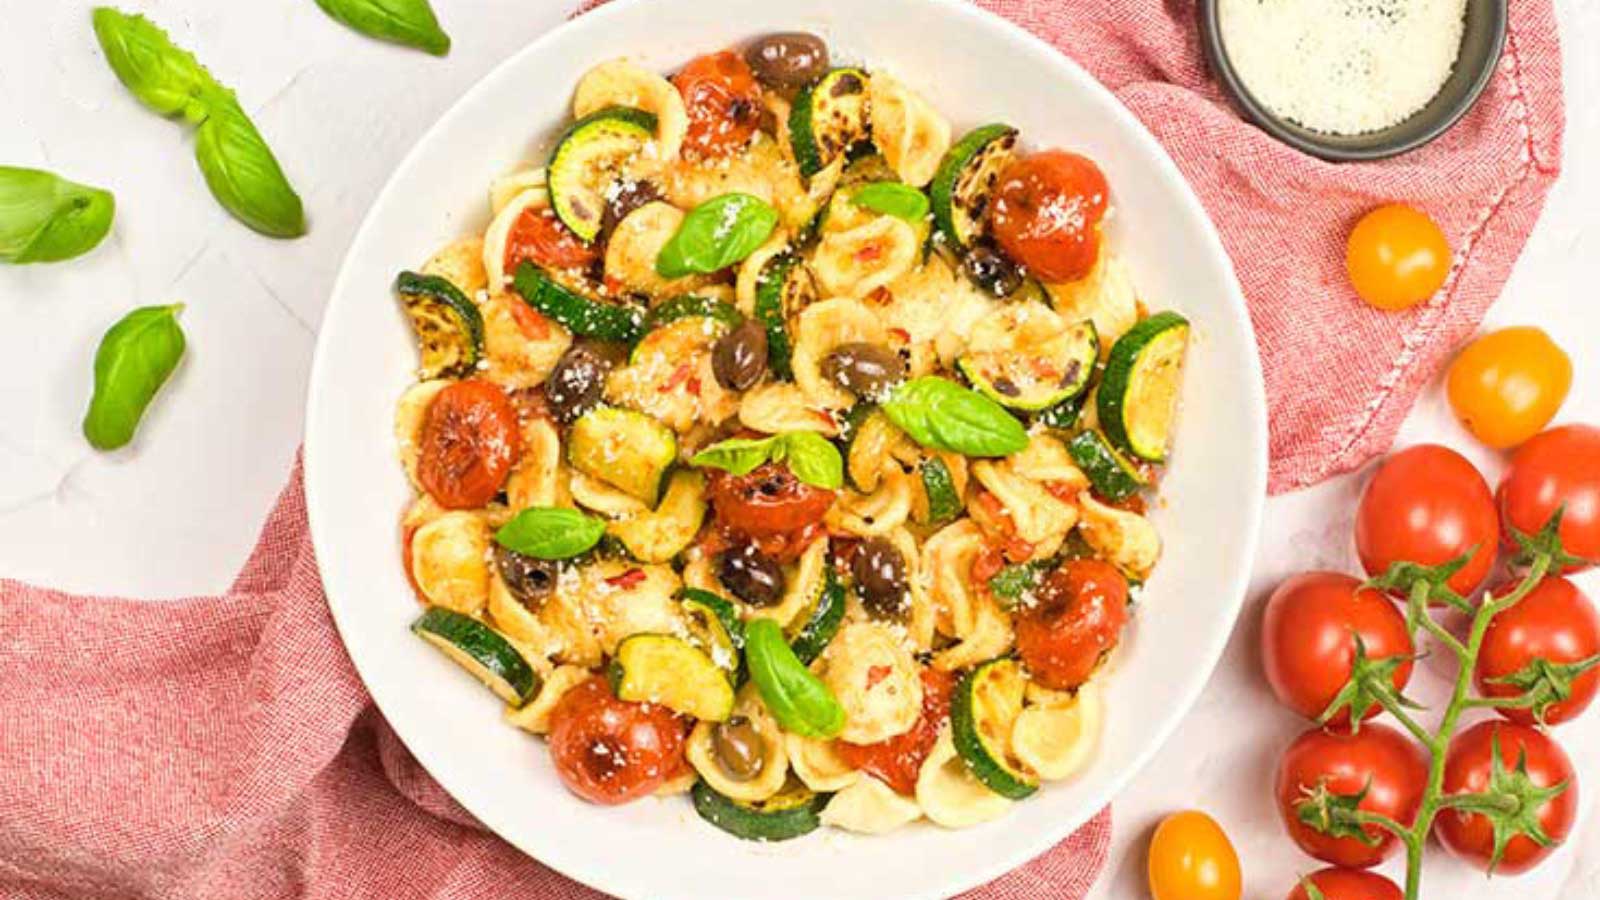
603, 201, 710, 299
1045, 251, 1141, 352
489, 166, 546, 217
810, 216, 920, 301
791, 297, 889, 409
737, 383, 841, 436
395, 379, 449, 488
607, 470, 708, 563
482, 187, 547, 291
504, 416, 566, 511
820, 622, 924, 744
686, 688, 790, 802
1010, 681, 1101, 781
785, 733, 861, 792
826, 464, 914, 537
605, 315, 740, 431
409, 511, 490, 615
503, 664, 590, 734
478, 289, 572, 390
573, 58, 688, 162
867, 72, 951, 187
820, 775, 923, 834
1077, 492, 1162, 580
421, 236, 489, 296
577, 560, 683, 655
916, 728, 1013, 828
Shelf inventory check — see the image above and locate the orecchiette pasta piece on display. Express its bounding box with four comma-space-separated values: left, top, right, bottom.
882, 526, 937, 652
421, 235, 489, 296
845, 410, 917, 493
607, 470, 708, 563
971, 458, 1077, 556
679, 554, 721, 597
810, 215, 920, 301
1076, 492, 1162, 581
748, 536, 829, 630
737, 383, 842, 437
1010, 681, 1101, 781
487, 565, 602, 669
605, 316, 740, 432
932, 589, 1014, 672
660, 135, 811, 227
578, 559, 684, 656
916, 728, 1012, 829
504, 416, 566, 511
482, 187, 549, 291
568, 470, 649, 517
1013, 430, 1091, 487
409, 511, 491, 615
653, 768, 699, 797
791, 297, 890, 409
687, 688, 791, 802
820, 774, 923, 834
879, 254, 997, 368
820, 622, 924, 744
867, 72, 951, 188
1044, 251, 1140, 354
489, 166, 546, 217
604, 201, 711, 300
572, 58, 688, 162
921, 520, 985, 639
503, 664, 590, 735
395, 379, 449, 488
401, 493, 449, 533
826, 464, 913, 537
478, 289, 573, 390
785, 733, 861, 792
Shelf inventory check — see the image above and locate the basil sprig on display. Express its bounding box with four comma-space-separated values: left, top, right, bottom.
745, 619, 845, 739
83, 304, 187, 450
882, 376, 1029, 457
690, 431, 843, 490
313, 0, 452, 56
92, 7, 306, 238
495, 507, 605, 560
850, 182, 929, 222
0, 167, 115, 264
656, 193, 779, 278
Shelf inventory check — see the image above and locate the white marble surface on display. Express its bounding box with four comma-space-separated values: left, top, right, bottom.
0, 1, 1594, 897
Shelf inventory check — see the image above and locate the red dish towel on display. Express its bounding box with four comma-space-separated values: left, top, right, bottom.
0, 1, 1562, 899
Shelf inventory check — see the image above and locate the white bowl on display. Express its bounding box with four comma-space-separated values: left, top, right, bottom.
305, 1, 1267, 896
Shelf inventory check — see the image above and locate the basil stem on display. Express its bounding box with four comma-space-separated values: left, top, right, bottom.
313, 0, 452, 56
0, 167, 116, 264
495, 507, 606, 560
83, 304, 187, 451
745, 619, 845, 739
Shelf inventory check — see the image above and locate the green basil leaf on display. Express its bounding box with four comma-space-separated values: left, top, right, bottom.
850, 181, 929, 222
0, 167, 115, 264
83, 304, 186, 451
313, 0, 451, 56
745, 619, 845, 739
772, 431, 843, 490
882, 376, 1029, 457
193, 97, 307, 238
690, 436, 776, 476
91, 7, 216, 122
495, 507, 606, 560
656, 193, 779, 278
987, 560, 1051, 608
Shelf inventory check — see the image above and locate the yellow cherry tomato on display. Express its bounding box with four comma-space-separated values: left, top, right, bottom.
1148, 810, 1242, 900
1346, 204, 1451, 311
1446, 326, 1572, 449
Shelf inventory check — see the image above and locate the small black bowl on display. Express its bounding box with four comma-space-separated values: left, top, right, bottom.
1198, 0, 1507, 161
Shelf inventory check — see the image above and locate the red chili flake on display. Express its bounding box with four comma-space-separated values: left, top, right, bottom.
508, 299, 551, 340
659, 363, 693, 393
971, 547, 1005, 583
1002, 535, 1035, 564
1044, 481, 1080, 503
813, 409, 837, 428
605, 568, 647, 589
686, 375, 702, 396
868, 286, 894, 306
865, 665, 892, 691
855, 242, 884, 263
887, 327, 910, 343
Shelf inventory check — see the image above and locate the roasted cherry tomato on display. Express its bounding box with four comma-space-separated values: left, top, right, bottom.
1446, 327, 1572, 449
672, 50, 763, 158
1274, 724, 1427, 868
1436, 721, 1577, 874
1147, 810, 1242, 900
417, 379, 522, 509
1261, 572, 1415, 725
989, 150, 1109, 283
504, 204, 598, 272
1499, 424, 1600, 571
1014, 558, 1130, 691
547, 676, 688, 805
1286, 867, 1402, 900
708, 462, 837, 536
835, 667, 953, 795
1474, 576, 1600, 726
1345, 203, 1451, 311
1354, 444, 1499, 599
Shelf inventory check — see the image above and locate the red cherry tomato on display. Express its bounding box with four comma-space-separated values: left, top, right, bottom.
1354, 444, 1499, 599
1274, 724, 1428, 868
1499, 424, 1600, 572
1014, 558, 1130, 691
835, 668, 953, 795
708, 462, 836, 536
547, 676, 688, 805
1475, 576, 1600, 725
504, 204, 598, 273
1261, 572, 1415, 725
989, 150, 1109, 283
1435, 721, 1577, 874
672, 50, 763, 158
1286, 867, 1402, 900
417, 380, 522, 509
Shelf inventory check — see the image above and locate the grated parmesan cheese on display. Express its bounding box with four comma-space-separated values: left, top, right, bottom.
1217, 0, 1468, 136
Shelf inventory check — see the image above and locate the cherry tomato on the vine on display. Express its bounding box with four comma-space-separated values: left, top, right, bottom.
417, 380, 522, 509
989, 150, 1109, 283
1262, 572, 1414, 725
1435, 721, 1577, 874
1286, 867, 1402, 900
1013, 558, 1130, 691
1499, 424, 1600, 571
1345, 203, 1451, 311
708, 462, 836, 536
547, 676, 688, 805
672, 50, 763, 158
1147, 810, 1242, 900
1475, 576, 1600, 726
1354, 444, 1499, 599
1446, 326, 1571, 450
1274, 724, 1428, 868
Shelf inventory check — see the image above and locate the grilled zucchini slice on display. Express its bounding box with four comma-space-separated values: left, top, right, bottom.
958, 305, 1099, 411
1067, 429, 1148, 502
789, 68, 871, 177
930, 124, 1017, 248
512, 262, 643, 342
395, 271, 484, 379
692, 778, 828, 842
566, 406, 676, 505
412, 607, 540, 706
546, 106, 657, 241
1098, 311, 1190, 462
950, 657, 1038, 799
752, 251, 816, 379
609, 633, 735, 721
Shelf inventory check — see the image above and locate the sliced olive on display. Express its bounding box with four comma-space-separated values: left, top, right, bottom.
744, 32, 829, 91
961, 240, 1024, 297
495, 545, 558, 612
821, 342, 905, 400
712, 320, 769, 391
719, 543, 786, 608
544, 341, 622, 423
851, 537, 908, 619
711, 715, 767, 781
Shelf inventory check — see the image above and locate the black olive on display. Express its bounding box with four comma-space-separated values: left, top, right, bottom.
600, 179, 662, 239
495, 545, 558, 612
544, 341, 622, 423
961, 241, 1025, 297
711, 716, 766, 781
712, 320, 769, 391
820, 342, 905, 400
719, 543, 786, 607
852, 537, 909, 619
744, 32, 830, 91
